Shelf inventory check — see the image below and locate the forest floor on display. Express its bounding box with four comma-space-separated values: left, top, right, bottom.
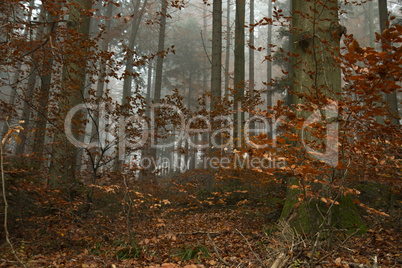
1, 208, 401, 267
0, 171, 401, 267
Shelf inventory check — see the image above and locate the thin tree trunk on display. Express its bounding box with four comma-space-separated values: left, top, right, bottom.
115, 0, 148, 171
267, 0, 273, 139
149, 0, 168, 177
233, 0, 245, 148
286, 0, 294, 108
13, 0, 35, 154
90, 2, 113, 144
49, 0, 92, 182
210, 0, 222, 150
224, 0, 231, 97
248, 0, 255, 136
378, 0, 399, 126
32, 8, 57, 156
15, 65, 36, 155
249, 0, 254, 97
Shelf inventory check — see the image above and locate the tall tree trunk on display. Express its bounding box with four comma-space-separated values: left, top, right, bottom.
286, 0, 294, 107
379, 0, 399, 126
266, 0, 273, 140
187, 71, 196, 171
154, 0, 167, 103
0, 1, 34, 140
115, 0, 148, 171
210, 0, 222, 150
249, 0, 254, 97
224, 0, 231, 97
139, 60, 153, 179
15, 65, 36, 155
149, 0, 168, 177
367, 0, 375, 48
14, 0, 36, 155
90, 2, 113, 145
33, 8, 57, 157
248, 0, 255, 136
201, 4, 209, 163
233, 0, 245, 148
146, 60, 153, 118
281, 0, 364, 234
49, 0, 92, 183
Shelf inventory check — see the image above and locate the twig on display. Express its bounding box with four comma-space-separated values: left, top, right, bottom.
206, 231, 231, 266
313, 228, 360, 266
178, 231, 220, 237
236, 229, 267, 268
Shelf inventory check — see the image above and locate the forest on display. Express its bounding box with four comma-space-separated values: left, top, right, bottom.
0, 0, 401, 267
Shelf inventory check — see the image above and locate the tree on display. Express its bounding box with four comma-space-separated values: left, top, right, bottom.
281, 0, 364, 234
249, 0, 254, 99
148, 0, 168, 176
115, 0, 149, 171
49, 0, 92, 182
210, 0, 222, 148
266, 0, 273, 139
89, 1, 114, 146
32, 9, 58, 157
224, 0, 231, 97
233, 0, 245, 148
379, 0, 400, 126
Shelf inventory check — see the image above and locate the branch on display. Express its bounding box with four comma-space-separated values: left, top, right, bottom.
236, 229, 267, 268
206, 231, 231, 266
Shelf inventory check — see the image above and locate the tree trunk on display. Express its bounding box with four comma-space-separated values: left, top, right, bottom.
233, 0, 245, 148
90, 2, 114, 145
210, 0, 222, 149
224, 0, 231, 97
14, 0, 36, 155
33, 7, 57, 157
266, 0, 273, 140
49, 0, 92, 182
281, 0, 364, 234
149, 0, 168, 177
115, 0, 148, 171
248, 0, 255, 136
15, 65, 36, 155
378, 0, 400, 126
286, 1, 294, 108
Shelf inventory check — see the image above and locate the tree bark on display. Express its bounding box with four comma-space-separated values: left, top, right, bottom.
378, 0, 400, 126
210, 0, 222, 149
49, 0, 92, 182
148, 0, 168, 177
233, 0, 245, 148
224, 0, 231, 97
267, 0, 273, 140
90, 2, 114, 145
115, 0, 148, 171
281, 0, 364, 234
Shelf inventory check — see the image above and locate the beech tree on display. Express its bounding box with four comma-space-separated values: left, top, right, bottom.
49, 0, 92, 181
379, 0, 400, 126
224, 0, 231, 96
115, 0, 149, 171
233, 0, 245, 148
210, 0, 222, 149
280, 0, 365, 233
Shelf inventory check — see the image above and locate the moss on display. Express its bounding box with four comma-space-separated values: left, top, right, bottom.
280, 178, 299, 220
280, 179, 366, 235
333, 195, 367, 234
